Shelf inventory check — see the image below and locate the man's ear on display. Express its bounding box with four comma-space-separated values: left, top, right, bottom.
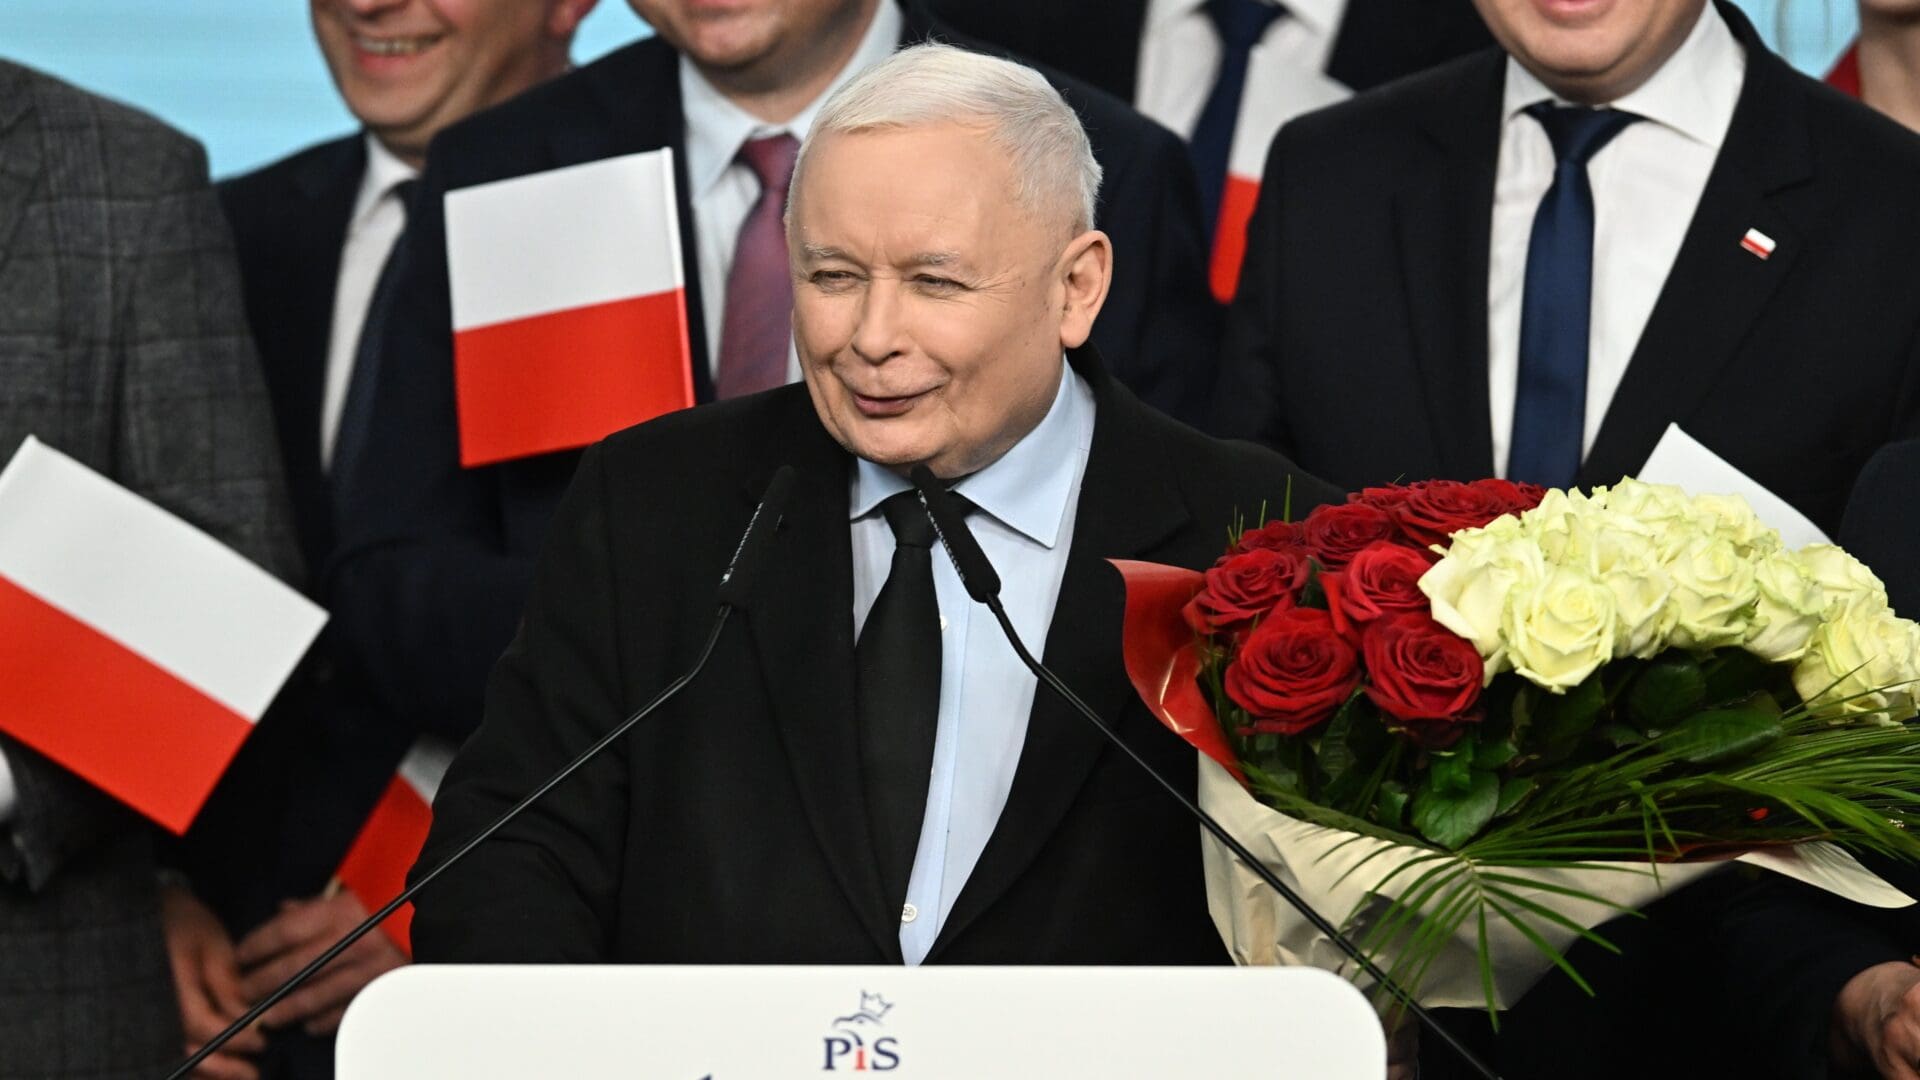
551, 0, 600, 39
1056, 229, 1112, 350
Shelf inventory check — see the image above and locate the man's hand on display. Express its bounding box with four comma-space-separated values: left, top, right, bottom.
160, 882, 265, 1080
235, 890, 406, 1035
1832, 959, 1920, 1080
1385, 1007, 1419, 1080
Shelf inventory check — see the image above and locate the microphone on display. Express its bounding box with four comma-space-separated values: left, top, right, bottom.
908, 465, 1500, 1080
168, 466, 798, 1079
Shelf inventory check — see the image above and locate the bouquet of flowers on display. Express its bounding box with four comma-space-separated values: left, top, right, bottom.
1114, 477, 1920, 1015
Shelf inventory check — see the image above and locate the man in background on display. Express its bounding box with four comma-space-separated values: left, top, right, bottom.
165, 2, 596, 1077
327, 0, 1220, 799
0, 59, 299, 1080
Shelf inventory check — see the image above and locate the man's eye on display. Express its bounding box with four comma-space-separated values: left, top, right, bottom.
915, 275, 961, 291
811, 270, 857, 287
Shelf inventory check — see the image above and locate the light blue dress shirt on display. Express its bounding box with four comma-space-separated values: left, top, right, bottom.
849, 363, 1096, 964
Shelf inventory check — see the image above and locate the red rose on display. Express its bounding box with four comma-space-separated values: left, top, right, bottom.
1362, 613, 1484, 725
1233, 519, 1308, 555
1183, 547, 1309, 634
1471, 477, 1547, 516
1348, 485, 1415, 514
1335, 542, 1436, 629
1391, 480, 1528, 549
1302, 502, 1398, 570
1225, 608, 1360, 734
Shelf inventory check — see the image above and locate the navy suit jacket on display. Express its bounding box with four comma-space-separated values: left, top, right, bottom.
329, 3, 1220, 742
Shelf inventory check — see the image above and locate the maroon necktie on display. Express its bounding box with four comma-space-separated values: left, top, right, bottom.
714, 133, 800, 399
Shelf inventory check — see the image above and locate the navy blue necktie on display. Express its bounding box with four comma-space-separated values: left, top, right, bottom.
1190, 0, 1284, 232
332, 178, 417, 496
1507, 104, 1640, 489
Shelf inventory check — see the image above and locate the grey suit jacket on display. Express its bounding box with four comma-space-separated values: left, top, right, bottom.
0, 61, 299, 1078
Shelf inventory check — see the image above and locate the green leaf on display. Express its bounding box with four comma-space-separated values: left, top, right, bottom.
1536, 674, 1607, 760
1430, 746, 1475, 796
1701, 648, 1775, 706
1475, 737, 1519, 770
1596, 723, 1648, 749
1627, 654, 1707, 730
1665, 696, 1785, 765
1495, 777, 1537, 817
1412, 770, 1501, 849
1377, 781, 1410, 828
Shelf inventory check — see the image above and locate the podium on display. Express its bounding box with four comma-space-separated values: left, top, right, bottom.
336, 964, 1386, 1078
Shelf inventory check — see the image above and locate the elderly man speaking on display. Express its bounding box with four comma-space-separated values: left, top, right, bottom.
409, 44, 1337, 973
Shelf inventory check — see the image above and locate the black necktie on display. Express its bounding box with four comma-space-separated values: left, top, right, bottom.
1507, 105, 1640, 489
331, 177, 417, 496
857, 491, 944, 911
1190, 0, 1285, 232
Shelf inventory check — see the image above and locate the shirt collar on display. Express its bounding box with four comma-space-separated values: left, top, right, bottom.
1501, 1, 1744, 149
1145, 0, 1340, 40
351, 132, 419, 232
850, 361, 1094, 550
680, 0, 904, 201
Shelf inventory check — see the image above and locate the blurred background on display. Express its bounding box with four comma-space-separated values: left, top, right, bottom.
0, 1, 1854, 180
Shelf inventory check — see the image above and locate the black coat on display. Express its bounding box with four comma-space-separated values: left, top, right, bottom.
923, 0, 1493, 101
1212, 2, 1920, 537
409, 348, 1340, 965
329, 1, 1223, 744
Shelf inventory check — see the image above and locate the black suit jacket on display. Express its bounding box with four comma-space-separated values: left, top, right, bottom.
329, 1, 1220, 742
925, 0, 1492, 102
410, 347, 1339, 965
1841, 439, 1920, 617
1212, 2, 1920, 537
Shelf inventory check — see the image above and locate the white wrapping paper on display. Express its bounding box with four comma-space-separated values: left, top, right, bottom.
1196, 754, 1915, 1011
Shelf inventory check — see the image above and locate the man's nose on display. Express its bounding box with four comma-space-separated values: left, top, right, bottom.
850, 280, 909, 364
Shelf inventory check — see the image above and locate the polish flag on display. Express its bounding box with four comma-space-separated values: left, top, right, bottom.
1209, 58, 1350, 303
0, 437, 326, 834
447, 148, 696, 468
335, 737, 456, 954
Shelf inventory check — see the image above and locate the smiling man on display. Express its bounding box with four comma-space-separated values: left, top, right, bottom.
166, 3, 595, 1078
406, 37, 1363, 1059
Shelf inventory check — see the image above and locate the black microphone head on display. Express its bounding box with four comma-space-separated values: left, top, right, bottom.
717, 465, 796, 609
908, 464, 1001, 604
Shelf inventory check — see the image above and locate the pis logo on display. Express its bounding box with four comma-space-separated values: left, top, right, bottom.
822, 991, 902, 1072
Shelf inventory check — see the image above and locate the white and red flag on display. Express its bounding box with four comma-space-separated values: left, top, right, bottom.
0, 437, 326, 834
446, 148, 696, 468
1209, 59, 1350, 303
335, 737, 456, 954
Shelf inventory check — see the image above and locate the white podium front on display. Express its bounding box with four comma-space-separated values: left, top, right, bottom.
336, 964, 1385, 1078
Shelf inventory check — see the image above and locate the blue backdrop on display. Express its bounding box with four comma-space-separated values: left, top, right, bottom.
0, 1, 1852, 181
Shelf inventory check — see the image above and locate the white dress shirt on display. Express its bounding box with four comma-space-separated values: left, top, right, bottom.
1133, 0, 1348, 138
850, 363, 1095, 965
1486, 2, 1745, 477
0, 741, 13, 822
319, 134, 417, 472
680, 1, 902, 384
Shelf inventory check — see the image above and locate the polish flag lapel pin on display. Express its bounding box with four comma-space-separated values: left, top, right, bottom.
1740, 227, 1776, 260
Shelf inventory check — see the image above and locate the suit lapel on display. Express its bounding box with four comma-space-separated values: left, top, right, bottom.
0, 67, 41, 282
745, 402, 899, 959
567, 42, 715, 402
1394, 52, 1504, 480
285, 138, 364, 512
928, 355, 1190, 959
1579, 29, 1810, 489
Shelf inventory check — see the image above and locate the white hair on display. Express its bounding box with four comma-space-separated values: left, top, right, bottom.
794, 43, 1102, 234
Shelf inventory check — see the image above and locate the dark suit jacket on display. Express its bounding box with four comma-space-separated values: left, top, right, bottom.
410, 347, 1339, 965
1841, 439, 1920, 617
0, 61, 300, 1080
330, 0, 1220, 744
1212, 1, 1920, 537
924, 0, 1492, 101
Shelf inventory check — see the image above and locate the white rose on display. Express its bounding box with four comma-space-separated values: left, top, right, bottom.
1603, 479, 1691, 527
1421, 526, 1543, 681
1502, 567, 1618, 691
1794, 603, 1920, 721
1604, 559, 1676, 660
1797, 544, 1891, 617
1665, 535, 1759, 650
1687, 492, 1779, 556
1746, 551, 1827, 663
